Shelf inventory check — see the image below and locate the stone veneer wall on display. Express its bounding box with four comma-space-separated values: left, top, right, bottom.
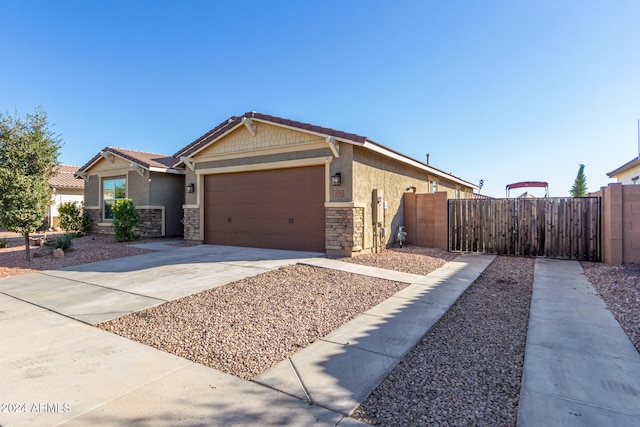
183, 207, 201, 242
325, 207, 364, 256
136, 208, 163, 237
84, 207, 164, 237
85, 208, 111, 234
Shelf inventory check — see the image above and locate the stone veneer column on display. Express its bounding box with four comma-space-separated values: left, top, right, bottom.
183, 207, 201, 242
325, 206, 364, 256
134, 208, 163, 237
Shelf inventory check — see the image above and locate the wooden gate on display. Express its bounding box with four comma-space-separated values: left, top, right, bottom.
448, 197, 601, 260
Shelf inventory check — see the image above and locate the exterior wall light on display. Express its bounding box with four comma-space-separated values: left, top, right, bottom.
331, 172, 342, 186
186, 183, 195, 193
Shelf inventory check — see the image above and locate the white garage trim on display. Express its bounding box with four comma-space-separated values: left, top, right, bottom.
196, 157, 330, 176
192, 139, 328, 163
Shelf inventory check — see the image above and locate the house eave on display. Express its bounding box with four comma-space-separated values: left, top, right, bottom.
607, 156, 640, 178
361, 139, 480, 190
149, 167, 185, 175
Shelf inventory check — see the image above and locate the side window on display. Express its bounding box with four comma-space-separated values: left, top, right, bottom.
103, 177, 126, 220
431, 181, 437, 193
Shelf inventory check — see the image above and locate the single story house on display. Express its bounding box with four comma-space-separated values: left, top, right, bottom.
174, 112, 478, 255
76, 147, 185, 237
607, 156, 640, 185
48, 165, 84, 229
76, 112, 478, 255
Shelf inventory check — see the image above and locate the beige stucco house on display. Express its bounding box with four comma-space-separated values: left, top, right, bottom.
607, 156, 640, 184
76, 147, 185, 237
47, 165, 84, 229
174, 112, 478, 255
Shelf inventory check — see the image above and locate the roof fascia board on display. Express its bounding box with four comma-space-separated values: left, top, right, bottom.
190, 140, 329, 164
81, 157, 104, 173
179, 122, 245, 160
607, 157, 640, 177
85, 149, 182, 175
148, 167, 185, 175
174, 113, 476, 189
362, 140, 479, 189
83, 149, 148, 174
195, 156, 328, 176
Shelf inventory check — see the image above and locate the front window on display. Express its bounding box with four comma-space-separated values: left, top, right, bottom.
103, 177, 126, 220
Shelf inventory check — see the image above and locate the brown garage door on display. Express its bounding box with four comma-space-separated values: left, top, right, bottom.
203, 166, 325, 252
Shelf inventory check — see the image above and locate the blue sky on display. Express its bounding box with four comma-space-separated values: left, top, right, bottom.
1, 0, 639, 198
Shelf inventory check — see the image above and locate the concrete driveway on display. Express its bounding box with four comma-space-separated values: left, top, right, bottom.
0, 244, 324, 325
2, 244, 356, 427
0, 244, 494, 426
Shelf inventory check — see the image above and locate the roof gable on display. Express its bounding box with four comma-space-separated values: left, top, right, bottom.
195, 120, 331, 159
173, 111, 367, 161
78, 147, 183, 175
172, 111, 479, 190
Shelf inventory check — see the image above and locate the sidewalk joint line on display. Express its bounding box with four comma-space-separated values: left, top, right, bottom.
288, 357, 314, 405
38, 271, 168, 303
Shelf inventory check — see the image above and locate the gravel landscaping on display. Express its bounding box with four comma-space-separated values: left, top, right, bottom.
335, 246, 458, 275
98, 246, 454, 380
0, 232, 155, 277
583, 262, 640, 352
352, 256, 535, 426
3, 233, 639, 426
98, 264, 411, 380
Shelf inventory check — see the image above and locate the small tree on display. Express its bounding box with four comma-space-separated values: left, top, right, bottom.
58, 201, 91, 235
570, 164, 587, 197
0, 108, 61, 260
112, 199, 139, 242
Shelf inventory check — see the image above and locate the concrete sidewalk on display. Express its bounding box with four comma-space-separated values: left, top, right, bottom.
255, 254, 495, 415
518, 259, 640, 426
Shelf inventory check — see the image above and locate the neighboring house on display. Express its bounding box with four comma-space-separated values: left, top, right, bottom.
48, 165, 84, 229
76, 148, 185, 237
174, 112, 478, 255
518, 191, 538, 198
607, 156, 640, 184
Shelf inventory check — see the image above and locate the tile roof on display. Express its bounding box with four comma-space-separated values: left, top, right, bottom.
78, 147, 179, 173
173, 111, 368, 160
473, 193, 494, 200
171, 111, 479, 190
49, 165, 84, 189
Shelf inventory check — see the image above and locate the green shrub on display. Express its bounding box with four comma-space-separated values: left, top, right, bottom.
54, 233, 74, 251
0, 238, 6, 248
112, 199, 139, 242
59, 201, 92, 235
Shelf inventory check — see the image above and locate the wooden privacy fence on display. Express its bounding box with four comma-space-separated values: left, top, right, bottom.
448, 197, 601, 261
